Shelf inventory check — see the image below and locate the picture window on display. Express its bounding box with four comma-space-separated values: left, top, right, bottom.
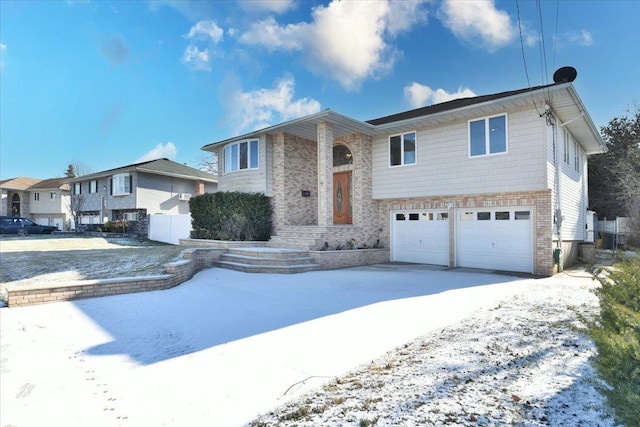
225, 140, 259, 172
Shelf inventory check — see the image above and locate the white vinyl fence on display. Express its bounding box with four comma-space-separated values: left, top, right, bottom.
148, 214, 192, 245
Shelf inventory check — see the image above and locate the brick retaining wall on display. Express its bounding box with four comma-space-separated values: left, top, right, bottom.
6, 248, 225, 308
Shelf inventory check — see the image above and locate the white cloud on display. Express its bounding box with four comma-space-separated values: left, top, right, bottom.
568, 30, 593, 47
238, 0, 429, 91
181, 45, 211, 71
404, 83, 476, 109
185, 20, 224, 43
135, 142, 178, 163
438, 0, 514, 52
239, 16, 305, 51
181, 20, 223, 71
238, 0, 296, 14
228, 76, 321, 133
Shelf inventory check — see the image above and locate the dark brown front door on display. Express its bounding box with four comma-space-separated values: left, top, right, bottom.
333, 171, 352, 224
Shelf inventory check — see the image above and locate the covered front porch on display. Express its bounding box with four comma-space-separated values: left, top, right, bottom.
265, 111, 382, 250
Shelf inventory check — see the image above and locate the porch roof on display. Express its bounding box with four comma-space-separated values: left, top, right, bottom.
202, 109, 375, 151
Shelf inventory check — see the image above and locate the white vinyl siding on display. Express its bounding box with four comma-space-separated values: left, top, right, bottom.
372, 106, 546, 199
560, 134, 587, 241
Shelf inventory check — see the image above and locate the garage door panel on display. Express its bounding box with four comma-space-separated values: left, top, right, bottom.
456, 208, 533, 273
392, 211, 449, 266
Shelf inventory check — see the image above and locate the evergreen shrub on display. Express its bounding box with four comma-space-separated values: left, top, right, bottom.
589, 255, 640, 425
190, 192, 272, 241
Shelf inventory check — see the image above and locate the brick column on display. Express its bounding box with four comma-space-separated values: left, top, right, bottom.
272, 132, 286, 233
317, 122, 333, 226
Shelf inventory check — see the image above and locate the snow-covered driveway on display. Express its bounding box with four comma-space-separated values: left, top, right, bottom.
0, 265, 603, 426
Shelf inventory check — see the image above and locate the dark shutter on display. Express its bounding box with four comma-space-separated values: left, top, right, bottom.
110, 178, 113, 195
129, 175, 133, 193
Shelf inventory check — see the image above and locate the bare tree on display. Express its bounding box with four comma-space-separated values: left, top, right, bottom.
199, 151, 218, 175
64, 160, 92, 178
64, 161, 93, 232
68, 190, 86, 232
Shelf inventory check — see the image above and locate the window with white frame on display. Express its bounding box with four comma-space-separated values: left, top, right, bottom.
50, 192, 56, 200
112, 173, 131, 195
563, 130, 570, 164
224, 140, 259, 172
469, 114, 507, 157
74, 183, 81, 195
389, 131, 416, 166
574, 141, 580, 171
34, 192, 40, 201
90, 180, 98, 193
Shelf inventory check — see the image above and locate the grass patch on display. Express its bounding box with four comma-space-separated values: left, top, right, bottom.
588, 254, 640, 426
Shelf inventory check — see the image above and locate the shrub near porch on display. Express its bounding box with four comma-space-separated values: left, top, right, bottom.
190, 192, 272, 241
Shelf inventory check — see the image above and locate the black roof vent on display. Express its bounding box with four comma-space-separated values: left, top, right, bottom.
553, 66, 577, 84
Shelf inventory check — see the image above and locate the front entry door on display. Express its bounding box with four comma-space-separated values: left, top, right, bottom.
333, 171, 352, 224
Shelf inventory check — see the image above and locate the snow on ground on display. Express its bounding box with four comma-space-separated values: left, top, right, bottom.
0, 264, 618, 427
249, 271, 619, 426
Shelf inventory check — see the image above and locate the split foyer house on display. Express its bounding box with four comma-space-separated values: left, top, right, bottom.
0, 177, 72, 230
203, 81, 605, 276
65, 158, 217, 227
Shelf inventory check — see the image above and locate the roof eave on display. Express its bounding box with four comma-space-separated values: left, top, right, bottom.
135, 167, 218, 183
202, 109, 375, 151
555, 85, 606, 155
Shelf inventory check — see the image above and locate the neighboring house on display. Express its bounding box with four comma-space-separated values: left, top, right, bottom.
0, 177, 72, 230
65, 158, 217, 229
202, 81, 605, 276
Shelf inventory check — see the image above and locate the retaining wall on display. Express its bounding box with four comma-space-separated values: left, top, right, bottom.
6, 248, 224, 308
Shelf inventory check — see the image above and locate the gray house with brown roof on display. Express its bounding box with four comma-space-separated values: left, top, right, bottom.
0, 177, 71, 230
65, 158, 217, 229
203, 82, 605, 276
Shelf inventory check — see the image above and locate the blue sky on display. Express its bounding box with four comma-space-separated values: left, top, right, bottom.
1, 0, 638, 180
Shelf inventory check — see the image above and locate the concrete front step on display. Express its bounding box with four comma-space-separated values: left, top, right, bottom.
213, 260, 320, 274
220, 253, 315, 267
226, 247, 310, 258
214, 247, 321, 274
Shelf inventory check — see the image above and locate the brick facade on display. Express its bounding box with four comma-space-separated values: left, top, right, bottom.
376, 190, 554, 276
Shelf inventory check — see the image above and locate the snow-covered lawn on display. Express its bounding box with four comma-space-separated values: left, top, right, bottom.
0, 264, 618, 427
0, 236, 184, 304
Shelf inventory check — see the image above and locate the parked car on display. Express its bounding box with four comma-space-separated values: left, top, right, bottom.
0, 216, 58, 234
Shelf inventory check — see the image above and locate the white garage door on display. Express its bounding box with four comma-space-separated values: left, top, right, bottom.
456, 208, 533, 273
391, 210, 449, 266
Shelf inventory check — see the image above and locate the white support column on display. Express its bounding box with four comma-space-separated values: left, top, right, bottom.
317, 122, 333, 226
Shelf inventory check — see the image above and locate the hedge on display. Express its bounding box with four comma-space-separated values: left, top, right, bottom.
189, 192, 272, 241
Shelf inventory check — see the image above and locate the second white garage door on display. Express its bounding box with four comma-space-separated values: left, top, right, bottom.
391, 210, 449, 266
456, 208, 533, 273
